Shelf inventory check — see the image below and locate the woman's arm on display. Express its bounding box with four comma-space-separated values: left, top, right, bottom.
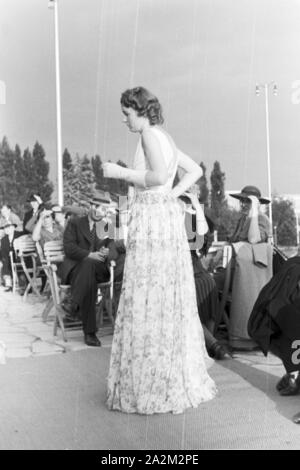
24, 212, 39, 233
184, 192, 208, 235
31, 215, 44, 242
102, 129, 168, 187
171, 150, 202, 198
247, 196, 262, 244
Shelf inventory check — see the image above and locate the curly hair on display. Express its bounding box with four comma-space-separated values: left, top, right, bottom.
120, 86, 164, 125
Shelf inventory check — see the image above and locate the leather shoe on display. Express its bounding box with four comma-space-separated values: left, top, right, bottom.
4, 287, 12, 292
84, 333, 101, 347
279, 372, 300, 396
276, 373, 290, 392
208, 342, 232, 360
292, 412, 300, 424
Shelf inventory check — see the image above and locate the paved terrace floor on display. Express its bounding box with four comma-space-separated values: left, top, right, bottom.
1, 286, 300, 450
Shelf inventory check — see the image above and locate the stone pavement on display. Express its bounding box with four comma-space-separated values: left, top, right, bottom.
2, 284, 300, 450
0, 285, 113, 362
0, 282, 286, 383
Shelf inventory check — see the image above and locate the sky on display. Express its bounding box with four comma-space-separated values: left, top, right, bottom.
1, 0, 300, 200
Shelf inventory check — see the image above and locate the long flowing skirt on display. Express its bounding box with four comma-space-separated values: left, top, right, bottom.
107, 191, 217, 414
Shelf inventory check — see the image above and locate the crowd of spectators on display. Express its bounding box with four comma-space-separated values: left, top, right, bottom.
1, 185, 300, 403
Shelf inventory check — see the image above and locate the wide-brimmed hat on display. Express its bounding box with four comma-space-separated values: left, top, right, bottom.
89, 190, 111, 205
229, 185, 270, 205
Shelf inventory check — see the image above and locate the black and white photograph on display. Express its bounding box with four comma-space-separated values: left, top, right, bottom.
1, 0, 300, 452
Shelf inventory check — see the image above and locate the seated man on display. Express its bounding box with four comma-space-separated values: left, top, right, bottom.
58, 191, 125, 347
213, 185, 272, 350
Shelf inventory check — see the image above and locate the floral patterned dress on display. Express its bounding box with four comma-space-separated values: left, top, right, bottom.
107, 127, 216, 414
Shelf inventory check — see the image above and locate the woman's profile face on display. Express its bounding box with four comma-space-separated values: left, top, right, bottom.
121, 106, 146, 133
239, 198, 252, 215
43, 212, 54, 229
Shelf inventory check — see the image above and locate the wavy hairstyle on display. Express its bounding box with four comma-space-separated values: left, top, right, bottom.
120, 86, 164, 125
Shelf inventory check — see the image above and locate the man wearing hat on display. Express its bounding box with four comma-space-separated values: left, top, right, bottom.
59, 191, 125, 347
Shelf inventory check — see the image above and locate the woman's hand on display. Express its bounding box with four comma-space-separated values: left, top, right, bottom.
39, 209, 52, 221
103, 162, 123, 179
248, 195, 260, 217
182, 192, 201, 209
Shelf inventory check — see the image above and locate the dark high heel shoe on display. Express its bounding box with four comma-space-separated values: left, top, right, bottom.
292, 412, 300, 424
279, 372, 300, 396
208, 342, 232, 360
276, 373, 290, 392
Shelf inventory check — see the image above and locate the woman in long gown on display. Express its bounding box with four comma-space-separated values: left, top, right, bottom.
103, 86, 216, 414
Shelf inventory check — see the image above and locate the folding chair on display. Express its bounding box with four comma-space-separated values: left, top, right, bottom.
42, 240, 117, 342
10, 234, 43, 301
96, 267, 120, 328
42, 240, 75, 341
35, 241, 55, 322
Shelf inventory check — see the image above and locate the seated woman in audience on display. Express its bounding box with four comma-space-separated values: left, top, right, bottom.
0, 203, 23, 232
213, 185, 272, 351
31, 206, 64, 248
51, 204, 66, 229
182, 189, 231, 360
0, 221, 23, 291
30, 205, 67, 303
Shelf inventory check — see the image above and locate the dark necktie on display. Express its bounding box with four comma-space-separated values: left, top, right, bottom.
90, 222, 97, 252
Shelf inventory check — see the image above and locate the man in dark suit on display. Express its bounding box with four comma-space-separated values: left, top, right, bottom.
59, 191, 125, 347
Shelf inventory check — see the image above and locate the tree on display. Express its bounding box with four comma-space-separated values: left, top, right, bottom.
63, 154, 96, 207
272, 198, 297, 246
0, 137, 17, 206
114, 160, 129, 196
31, 141, 53, 202
14, 144, 27, 213
63, 148, 72, 170
0, 138, 54, 216
91, 154, 104, 190
210, 161, 227, 221
217, 206, 241, 241
22, 147, 34, 189
198, 162, 209, 206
